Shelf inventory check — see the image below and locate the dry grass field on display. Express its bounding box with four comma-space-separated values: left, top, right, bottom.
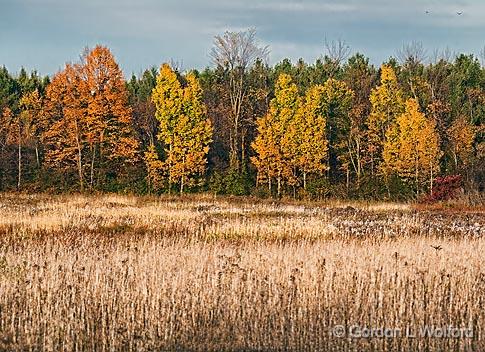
0, 193, 484, 351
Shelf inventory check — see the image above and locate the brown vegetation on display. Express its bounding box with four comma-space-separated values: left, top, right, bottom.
0, 193, 484, 351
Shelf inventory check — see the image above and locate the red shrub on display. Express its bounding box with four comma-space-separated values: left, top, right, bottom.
421, 175, 462, 203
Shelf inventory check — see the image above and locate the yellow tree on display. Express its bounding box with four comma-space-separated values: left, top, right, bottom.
294, 85, 329, 190
383, 98, 441, 194
250, 111, 278, 191
448, 116, 476, 170
151, 64, 182, 192
252, 74, 299, 196
144, 144, 165, 193
367, 65, 404, 175
19, 89, 44, 168
0, 108, 12, 151
151, 64, 212, 194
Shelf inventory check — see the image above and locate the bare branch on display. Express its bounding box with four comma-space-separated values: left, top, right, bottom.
397, 41, 427, 65
168, 59, 184, 73
480, 46, 485, 67
431, 47, 456, 64
324, 38, 351, 66
210, 28, 269, 72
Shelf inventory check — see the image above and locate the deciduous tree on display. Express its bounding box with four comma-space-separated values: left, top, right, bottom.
252, 74, 299, 196
152, 64, 213, 193
383, 98, 441, 194
210, 29, 268, 171
367, 65, 404, 175
294, 85, 329, 190
19, 90, 43, 168
42, 46, 138, 191
448, 116, 476, 170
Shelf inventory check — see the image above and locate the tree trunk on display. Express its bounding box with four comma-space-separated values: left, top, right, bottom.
346, 168, 350, 192
356, 138, 361, 187
277, 172, 281, 198
168, 144, 172, 195
303, 172, 307, 191
370, 151, 374, 176
90, 145, 96, 190
74, 120, 84, 192
229, 69, 246, 172
386, 176, 391, 199
180, 153, 185, 194
17, 141, 21, 191
35, 144, 40, 168
241, 132, 246, 173
415, 156, 419, 196
453, 149, 458, 170
77, 144, 84, 192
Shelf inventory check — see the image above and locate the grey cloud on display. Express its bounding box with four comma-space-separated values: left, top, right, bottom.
1, 0, 484, 75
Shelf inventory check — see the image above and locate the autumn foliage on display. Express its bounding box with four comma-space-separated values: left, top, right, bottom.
383, 98, 441, 194
150, 64, 212, 194
420, 174, 463, 203
42, 46, 138, 191
0, 37, 484, 199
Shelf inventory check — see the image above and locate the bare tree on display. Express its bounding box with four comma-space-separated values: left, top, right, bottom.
397, 41, 427, 66
210, 29, 269, 171
323, 38, 351, 78
480, 46, 485, 67
168, 59, 184, 73
324, 38, 351, 65
430, 47, 456, 64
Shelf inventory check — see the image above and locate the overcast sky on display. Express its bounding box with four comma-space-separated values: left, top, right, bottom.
1, 0, 484, 77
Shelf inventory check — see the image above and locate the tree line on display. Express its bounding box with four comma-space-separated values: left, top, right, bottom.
0, 31, 484, 199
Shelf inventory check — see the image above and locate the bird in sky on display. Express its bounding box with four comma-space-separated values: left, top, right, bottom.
457, 11, 463, 15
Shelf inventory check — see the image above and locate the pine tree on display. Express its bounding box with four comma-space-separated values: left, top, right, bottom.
0, 107, 22, 188
320, 79, 354, 182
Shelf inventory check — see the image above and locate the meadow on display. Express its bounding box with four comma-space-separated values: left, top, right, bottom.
0, 193, 483, 351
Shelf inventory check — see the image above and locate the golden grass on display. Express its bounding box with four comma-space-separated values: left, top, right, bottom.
0, 193, 484, 351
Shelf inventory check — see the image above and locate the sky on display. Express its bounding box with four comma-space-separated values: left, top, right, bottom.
1, 0, 484, 77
